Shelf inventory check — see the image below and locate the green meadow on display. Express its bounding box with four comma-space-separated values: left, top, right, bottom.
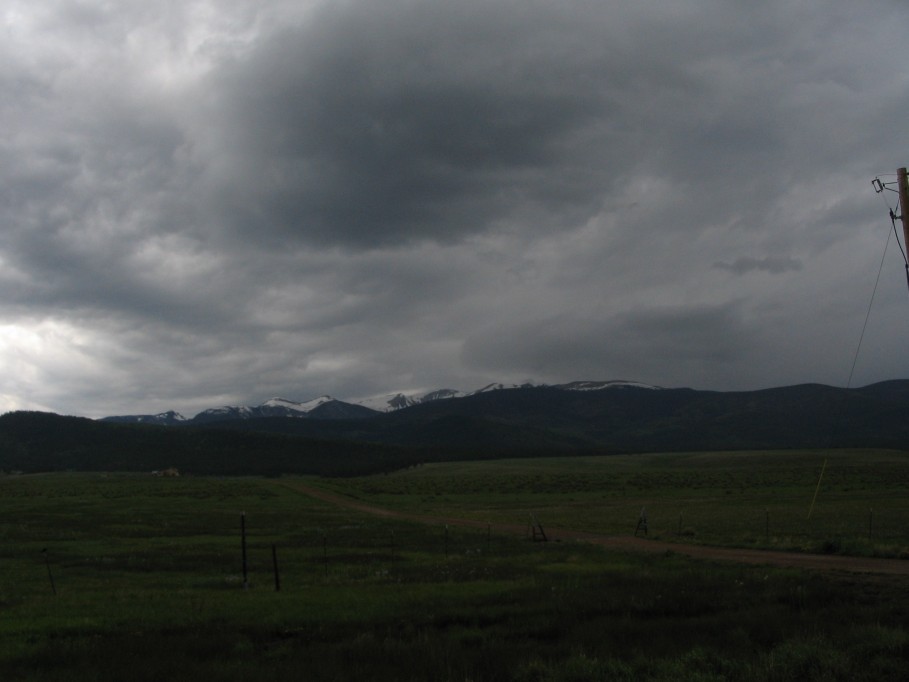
1, 449, 909, 680
318, 449, 909, 556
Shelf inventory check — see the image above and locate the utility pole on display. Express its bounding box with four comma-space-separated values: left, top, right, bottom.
897, 167, 909, 251
872, 168, 909, 294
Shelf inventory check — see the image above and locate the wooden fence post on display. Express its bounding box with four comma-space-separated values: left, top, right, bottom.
42, 548, 56, 596
241, 512, 248, 590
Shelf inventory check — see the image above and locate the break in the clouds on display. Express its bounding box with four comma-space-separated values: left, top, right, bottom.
3, 0, 909, 417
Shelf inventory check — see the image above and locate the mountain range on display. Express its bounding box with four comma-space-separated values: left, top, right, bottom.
100, 380, 654, 425
204, 379, 909, 450
3, 379, 909, 476
100, 378, 909, 453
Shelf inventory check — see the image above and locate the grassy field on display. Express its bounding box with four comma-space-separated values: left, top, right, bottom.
1, 449, 909, 680
314, 449, 909, 557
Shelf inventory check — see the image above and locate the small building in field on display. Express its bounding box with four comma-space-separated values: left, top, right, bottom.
152, 467, 180, 477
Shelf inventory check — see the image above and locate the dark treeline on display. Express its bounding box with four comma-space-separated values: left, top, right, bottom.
0, 412, 430, 477
0, 411, 585, 477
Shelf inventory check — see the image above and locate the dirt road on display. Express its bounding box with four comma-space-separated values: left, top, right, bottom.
278, 480, 909, 577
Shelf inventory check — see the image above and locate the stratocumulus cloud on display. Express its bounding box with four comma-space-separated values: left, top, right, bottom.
2, 0, 909, 417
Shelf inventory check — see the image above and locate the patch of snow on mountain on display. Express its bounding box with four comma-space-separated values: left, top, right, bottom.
354, 389, 464, 412
260, 396, 333, 414
556, 380, 662, 391
420, 388, 464, 402
353, 393, 412, 412
194, 405, 254, 420
298, 395, 334, 411
470, 382, 538, 395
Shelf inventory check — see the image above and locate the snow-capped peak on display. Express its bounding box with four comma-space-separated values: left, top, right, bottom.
261, 397, 298, 409
259, 396, 333, 414
354, 388, 464, 412
298, 395, 334, 411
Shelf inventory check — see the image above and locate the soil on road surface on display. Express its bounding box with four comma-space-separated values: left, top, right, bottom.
279, 480, 909, 578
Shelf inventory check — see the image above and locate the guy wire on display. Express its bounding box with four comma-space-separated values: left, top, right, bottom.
845, 218, 893, 389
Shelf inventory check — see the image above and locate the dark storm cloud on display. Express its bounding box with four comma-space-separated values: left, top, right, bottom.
192, 0, 666, 249
461, 303, 755, 387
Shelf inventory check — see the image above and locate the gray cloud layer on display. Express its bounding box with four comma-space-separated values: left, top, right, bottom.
3, 0, 909, 417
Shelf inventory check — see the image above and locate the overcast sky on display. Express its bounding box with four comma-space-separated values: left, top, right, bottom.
4, 0, 909, 418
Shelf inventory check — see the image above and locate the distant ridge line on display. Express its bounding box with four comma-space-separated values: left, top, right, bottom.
100, 379, 663, 424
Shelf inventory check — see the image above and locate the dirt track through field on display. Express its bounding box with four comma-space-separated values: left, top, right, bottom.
278, 480, 909, 577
